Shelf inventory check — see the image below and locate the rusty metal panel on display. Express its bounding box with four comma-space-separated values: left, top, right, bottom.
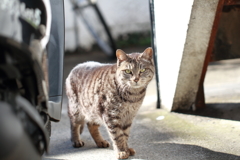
213, 8, 240, 60
224, 0, 240, 6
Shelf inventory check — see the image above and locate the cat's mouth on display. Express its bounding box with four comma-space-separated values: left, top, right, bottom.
130, 82, 142, 88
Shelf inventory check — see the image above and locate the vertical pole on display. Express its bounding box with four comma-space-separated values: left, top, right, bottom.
73, 12, 80, 51
149, 0, 161, 108
91, 1, 116, 58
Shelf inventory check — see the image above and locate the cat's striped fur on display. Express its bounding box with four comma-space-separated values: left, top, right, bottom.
66, 48, 155, 159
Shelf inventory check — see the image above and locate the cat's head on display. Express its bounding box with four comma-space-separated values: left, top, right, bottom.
115, 48, 155, 89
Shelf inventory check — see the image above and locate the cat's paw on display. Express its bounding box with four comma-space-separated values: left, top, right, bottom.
96, 140, 110, 148
128, 148, 136, 156
72, 140, 85, 148
118, 151, 129, 159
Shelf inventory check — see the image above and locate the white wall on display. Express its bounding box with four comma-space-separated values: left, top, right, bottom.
64, 0, 151, 51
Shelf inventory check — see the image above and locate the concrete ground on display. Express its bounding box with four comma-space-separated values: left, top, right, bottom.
43, 47, 240, 160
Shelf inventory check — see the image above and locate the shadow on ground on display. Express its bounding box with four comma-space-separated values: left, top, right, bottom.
141, 143, 240, 160
177, 103, 240, 121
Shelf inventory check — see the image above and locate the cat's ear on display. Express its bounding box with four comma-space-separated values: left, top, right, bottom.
116, 49, 128, 61
141, 47, 153, 60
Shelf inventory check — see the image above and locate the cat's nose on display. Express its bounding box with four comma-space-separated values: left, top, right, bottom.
134, 78, 139, 83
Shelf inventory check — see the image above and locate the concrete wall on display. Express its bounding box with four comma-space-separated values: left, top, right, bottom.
64, 0, 151, 51
173, 0, 219, 110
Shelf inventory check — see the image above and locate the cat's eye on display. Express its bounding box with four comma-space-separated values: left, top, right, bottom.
125, 69, 131, 74
140, 68, 146, 73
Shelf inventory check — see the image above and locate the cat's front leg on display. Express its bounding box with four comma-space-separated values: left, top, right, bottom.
123, 127, 136, 156
106, 122, 132, 159
112, 129, 129, 159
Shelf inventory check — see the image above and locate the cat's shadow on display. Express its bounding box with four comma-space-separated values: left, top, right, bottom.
133, 142, 240, 160
129, 124, 240, 159
177, 103, 240, 121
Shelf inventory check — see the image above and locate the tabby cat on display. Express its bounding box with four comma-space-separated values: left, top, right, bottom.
66, 47, 155, 159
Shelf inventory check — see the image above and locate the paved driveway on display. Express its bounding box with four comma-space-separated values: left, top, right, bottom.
44, 49, 240, 160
